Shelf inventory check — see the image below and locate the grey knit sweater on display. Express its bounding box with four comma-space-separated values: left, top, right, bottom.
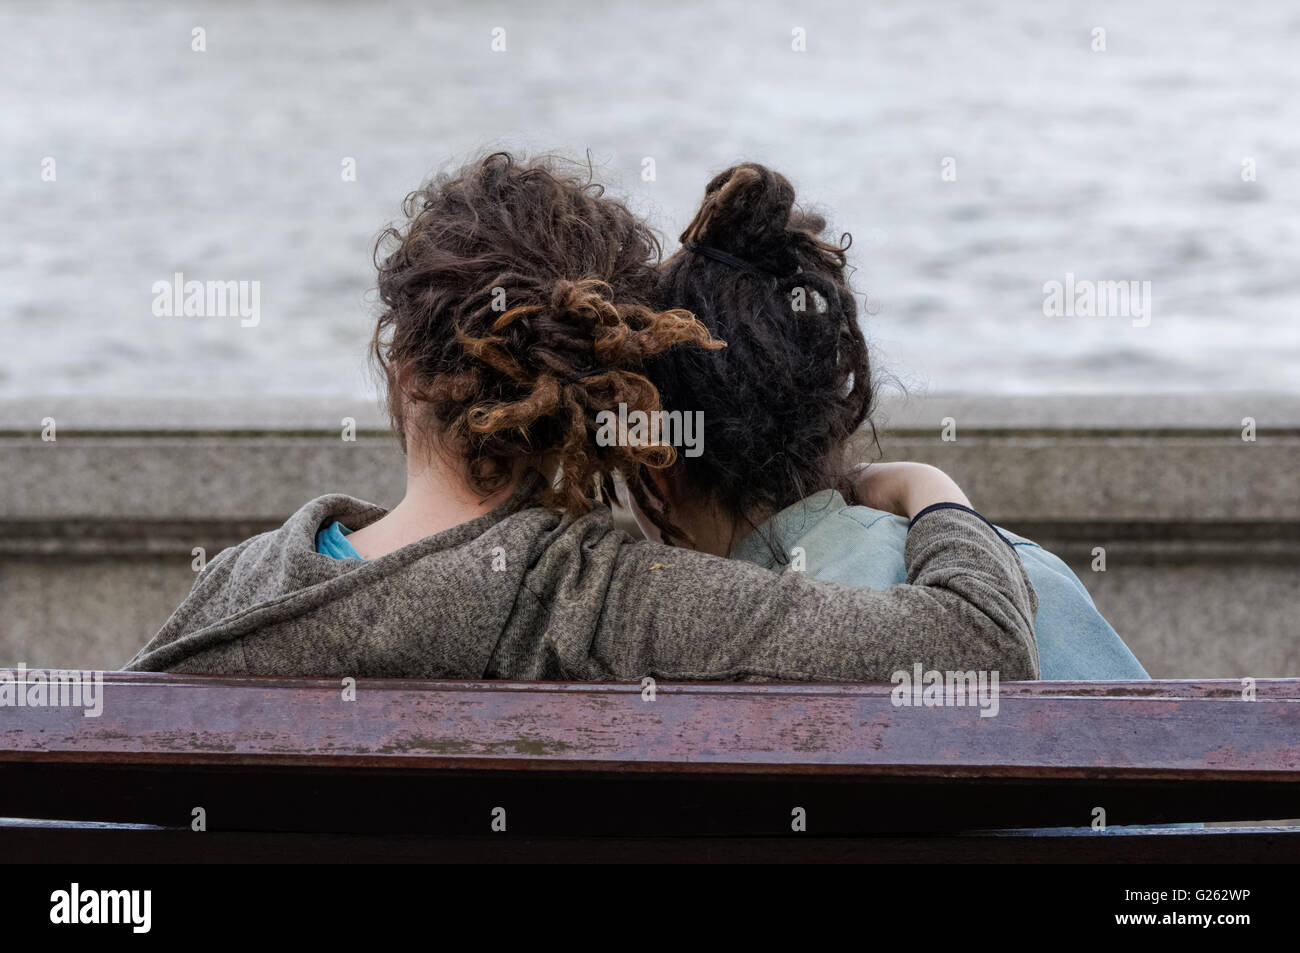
124, 474, 1039, 680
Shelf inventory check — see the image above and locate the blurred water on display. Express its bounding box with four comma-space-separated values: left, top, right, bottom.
1, 0, 1297, 398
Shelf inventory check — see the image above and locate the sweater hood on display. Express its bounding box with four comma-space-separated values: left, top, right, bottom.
124, 473, 557, 676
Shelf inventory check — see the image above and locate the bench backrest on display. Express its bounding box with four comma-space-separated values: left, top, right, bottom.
3, 674, 1299, 844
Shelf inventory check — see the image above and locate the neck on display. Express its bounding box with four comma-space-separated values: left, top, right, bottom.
672, 497, 763, 558
346, 448, 527, 559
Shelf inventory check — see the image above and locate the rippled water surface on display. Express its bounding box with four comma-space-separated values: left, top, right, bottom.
2, 0, 1297, 397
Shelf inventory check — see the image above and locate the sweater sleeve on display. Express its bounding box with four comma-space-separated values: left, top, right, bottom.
588, 505, 1040, 682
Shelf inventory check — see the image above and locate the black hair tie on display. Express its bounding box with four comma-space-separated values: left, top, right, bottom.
682, 242, 774, 279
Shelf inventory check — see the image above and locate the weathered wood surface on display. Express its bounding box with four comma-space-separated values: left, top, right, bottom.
2, 675, 1298, 836
4, 674, 1300, 775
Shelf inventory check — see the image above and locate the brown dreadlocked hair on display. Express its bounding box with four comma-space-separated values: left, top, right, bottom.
371, 152, 724, 530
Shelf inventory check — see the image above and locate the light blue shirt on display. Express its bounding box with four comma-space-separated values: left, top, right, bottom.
729, 490, 1148, 680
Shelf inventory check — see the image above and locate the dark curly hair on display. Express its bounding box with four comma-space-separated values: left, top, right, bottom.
646, 163, 876, 548
372, 152, 724, 526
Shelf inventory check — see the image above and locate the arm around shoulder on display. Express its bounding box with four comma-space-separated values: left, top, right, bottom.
592, 503, 1039, 682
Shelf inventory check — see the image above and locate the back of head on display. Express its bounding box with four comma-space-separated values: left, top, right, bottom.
372, 152, 722, 522
649, 163, 875, 542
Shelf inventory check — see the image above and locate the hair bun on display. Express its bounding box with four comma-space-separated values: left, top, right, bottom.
680, 163, 804, 276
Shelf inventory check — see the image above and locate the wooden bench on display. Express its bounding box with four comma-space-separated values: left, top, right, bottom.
2, 673, 1298, 862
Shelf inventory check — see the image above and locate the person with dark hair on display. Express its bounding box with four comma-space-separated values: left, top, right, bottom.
125, 152, 1040, 682
642, 163, 1146, 680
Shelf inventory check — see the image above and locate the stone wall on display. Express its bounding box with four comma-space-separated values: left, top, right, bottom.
2, 395, 1296, 677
